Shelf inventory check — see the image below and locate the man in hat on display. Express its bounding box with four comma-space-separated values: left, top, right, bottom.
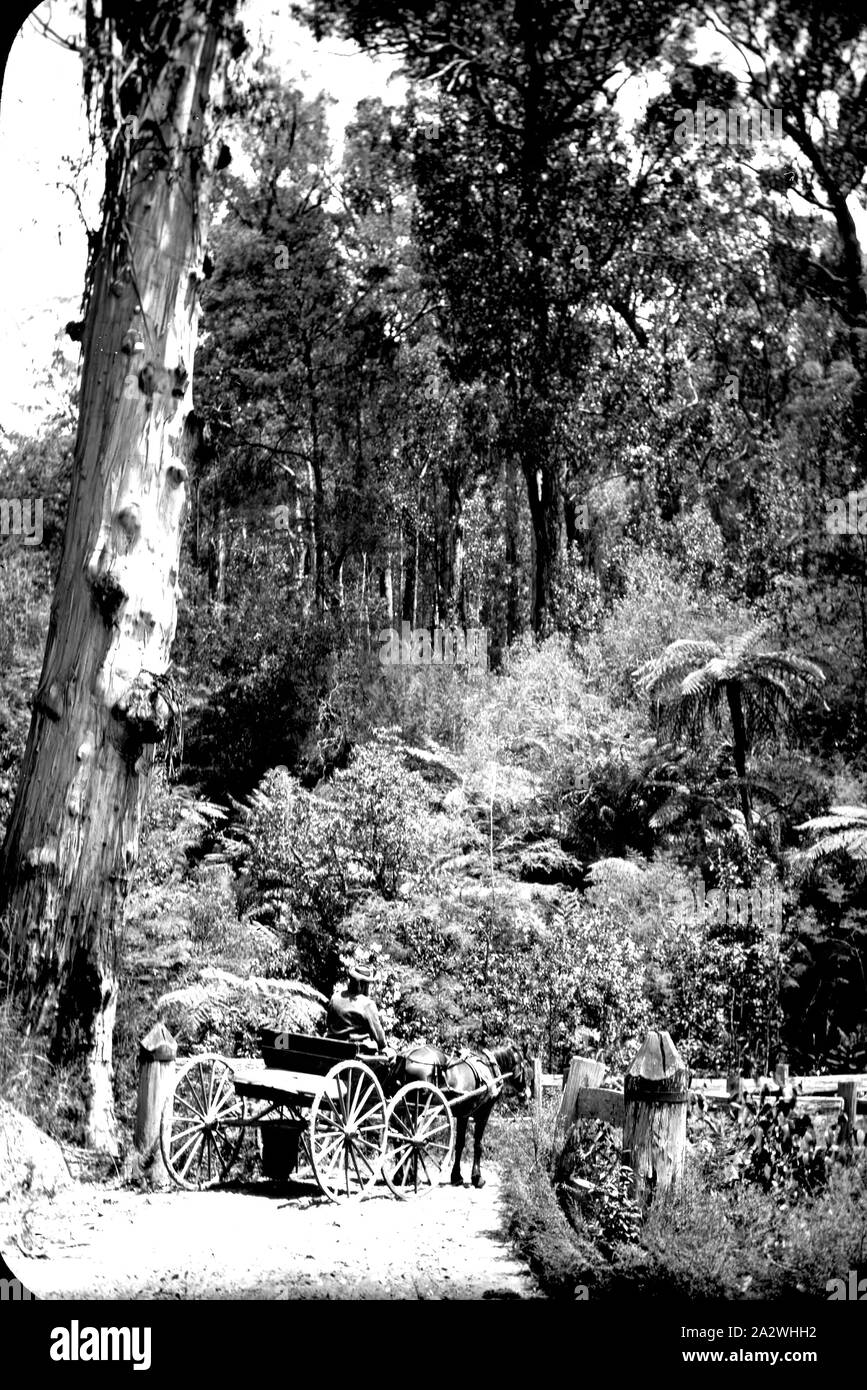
325, 960, 389, 1054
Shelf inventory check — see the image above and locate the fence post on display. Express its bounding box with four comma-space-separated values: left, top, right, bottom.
533, 1056, 543, 1126
556, 1055, 606, 1136
838, 1080, 858, 1127
623, 1029, 687, 1208
135, 1022, 177, 1186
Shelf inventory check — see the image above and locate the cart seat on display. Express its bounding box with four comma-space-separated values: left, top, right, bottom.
259, 1028, 362, 1074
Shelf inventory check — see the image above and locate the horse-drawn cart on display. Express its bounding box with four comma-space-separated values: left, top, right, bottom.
159, 1030, 460, 1202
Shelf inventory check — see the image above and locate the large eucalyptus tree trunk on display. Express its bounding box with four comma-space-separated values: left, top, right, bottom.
0, 0, 233, 1150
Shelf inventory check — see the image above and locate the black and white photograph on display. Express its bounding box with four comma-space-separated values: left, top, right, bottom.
0, 0, 865, 1359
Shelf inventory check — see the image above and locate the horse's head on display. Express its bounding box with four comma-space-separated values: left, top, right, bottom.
496, 1043, 531, 1105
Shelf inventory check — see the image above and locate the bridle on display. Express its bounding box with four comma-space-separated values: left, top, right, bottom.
480, 1045, 527, 1097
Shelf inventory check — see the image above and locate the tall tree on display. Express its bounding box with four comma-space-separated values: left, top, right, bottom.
707, 2, 867, 468
0, 0, 241, 1148
304, 0, 684, 628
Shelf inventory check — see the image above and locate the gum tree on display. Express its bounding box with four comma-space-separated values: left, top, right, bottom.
0, 0, 241, 1149
301, 0, 684, 629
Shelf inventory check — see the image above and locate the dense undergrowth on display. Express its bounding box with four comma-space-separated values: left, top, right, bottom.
492, 1107, 867, 1301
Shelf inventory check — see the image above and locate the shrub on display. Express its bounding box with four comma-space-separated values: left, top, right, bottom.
554, 1119, 643, 1255
0, 997, 86, 1144
492, 1111, 604, 1299
551, 544, 604, 645
553, 898, 650, 1067
584, 545, 746, 706
332, 728, 433, 898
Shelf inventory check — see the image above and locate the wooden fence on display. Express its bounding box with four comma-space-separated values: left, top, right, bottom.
531, 1036, 867, 1207
534, 1061, 867, 1127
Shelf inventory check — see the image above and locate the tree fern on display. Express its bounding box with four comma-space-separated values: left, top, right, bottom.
635, 626, 824, 836
796, 806, 867, 872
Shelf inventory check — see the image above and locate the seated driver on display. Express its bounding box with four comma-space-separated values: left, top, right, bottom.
326, 959, 389, 1055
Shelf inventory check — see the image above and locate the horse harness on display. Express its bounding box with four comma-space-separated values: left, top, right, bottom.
401, 1046, 509, 1103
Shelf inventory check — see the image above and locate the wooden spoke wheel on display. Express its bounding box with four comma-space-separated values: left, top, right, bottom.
308, 1061, 387, 1202
160, 1054, 246, 1190
383, 1082, 455, 1198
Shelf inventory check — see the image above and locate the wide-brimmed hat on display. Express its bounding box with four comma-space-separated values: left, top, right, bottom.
349, 960, 375, 984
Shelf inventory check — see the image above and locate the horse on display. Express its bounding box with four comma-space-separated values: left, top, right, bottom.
400, 1042, 530, 1189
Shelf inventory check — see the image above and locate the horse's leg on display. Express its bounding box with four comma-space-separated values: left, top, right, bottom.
471, 1101, 494, 1188
451, 1113, 468, 1186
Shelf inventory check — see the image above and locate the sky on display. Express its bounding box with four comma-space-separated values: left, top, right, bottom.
0, 2, 864, 440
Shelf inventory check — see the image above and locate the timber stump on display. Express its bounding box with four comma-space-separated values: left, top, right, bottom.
135, 1022, 177, 1188
623, 1029, 687, 1208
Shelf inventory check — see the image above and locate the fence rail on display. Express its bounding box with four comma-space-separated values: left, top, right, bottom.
534, 1063, 867, 1126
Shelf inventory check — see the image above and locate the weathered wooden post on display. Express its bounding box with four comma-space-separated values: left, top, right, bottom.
556, 1055, 606, 1136
838, 1080, 858, 1128
623, 1030, 688, 1208
135, 1022, 177, 1186
533, 1056, 543, 1126
726, 1070, 744, 1102
775, 1060, 790, 1089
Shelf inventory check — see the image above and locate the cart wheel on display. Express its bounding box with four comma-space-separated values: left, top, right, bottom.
160, 1054, 246, 1190
309, 1060, 387, 1202
383, 1082, 455, 1198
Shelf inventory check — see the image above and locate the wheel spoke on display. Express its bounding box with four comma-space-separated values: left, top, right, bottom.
174, 1093, 206, 1120
314, 1112, 346, 1133
353, 1143, 377, 1177
318, 1137, 347, 1175
194, 1063, 210, 1113
415, 1105, 442, 1137
211, 1066, 232, 1113
342, 1071, 361, 1125
390, 1112, 414, 1140
170, 1117, 208, 1150
355, 1115, 385, 1134
206, 1062, 219, 1111
178, 1132, 206, 1180
388, 1143, 414, 1175
171, 1125, 206, 1164
354, 1127, 383, 1147
349, 1143, 366, 1189
211, 1125, 235, 1175
418, 1116, 452, 1145
316, 1134, 345, 1168
338, 1073, 357, 1126
348, 1077, 377, 1128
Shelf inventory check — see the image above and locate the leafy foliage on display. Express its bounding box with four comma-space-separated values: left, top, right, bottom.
691, 1087, 867, 1202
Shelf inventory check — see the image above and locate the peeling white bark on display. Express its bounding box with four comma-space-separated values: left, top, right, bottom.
0, 2, 229, 1151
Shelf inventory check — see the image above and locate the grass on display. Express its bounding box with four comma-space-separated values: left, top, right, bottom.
0, 995, 87, 1144
487, 1107, 606, 1299
489, 1105, 867, 1301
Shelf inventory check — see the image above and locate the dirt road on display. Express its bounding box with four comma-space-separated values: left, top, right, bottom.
2, 1171, 539, 1300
